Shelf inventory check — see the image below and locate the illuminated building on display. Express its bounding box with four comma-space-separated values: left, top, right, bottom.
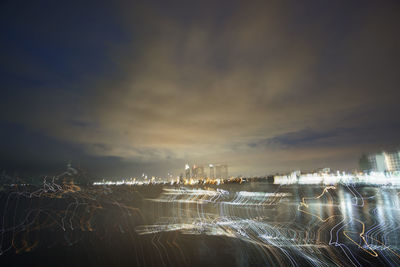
209, 164, 215, 178
192, 165, 205, 178
368, 153, 387, 172
368, 150, 400, 172
384, 151, 400, 172
185, 164, 191, 179
184, 163, 228, 179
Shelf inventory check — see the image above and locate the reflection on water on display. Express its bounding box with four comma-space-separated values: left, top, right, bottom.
1, 182, 400, 266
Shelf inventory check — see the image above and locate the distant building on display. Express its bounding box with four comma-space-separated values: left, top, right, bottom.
184, 163, 228, 179
368, 154, 387, 172
192, 165, 205, 178
384, 151, 400, 172
209, 164, 215, 178
367, 150, 400, 172
185, 164, 191, 179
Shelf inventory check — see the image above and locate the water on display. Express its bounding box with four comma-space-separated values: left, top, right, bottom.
1, 182, 400, 266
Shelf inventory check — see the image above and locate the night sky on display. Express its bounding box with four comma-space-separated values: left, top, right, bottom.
1, 0, 400, 178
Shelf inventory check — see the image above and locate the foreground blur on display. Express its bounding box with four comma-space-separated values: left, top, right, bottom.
1, 180, 400, 266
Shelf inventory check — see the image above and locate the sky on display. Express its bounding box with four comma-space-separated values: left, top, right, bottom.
1, 0, 400, 178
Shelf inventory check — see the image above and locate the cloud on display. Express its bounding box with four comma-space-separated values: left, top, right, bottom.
1, 0, 400, 176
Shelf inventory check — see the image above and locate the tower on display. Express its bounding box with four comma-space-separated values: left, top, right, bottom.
185, 164, 191, 179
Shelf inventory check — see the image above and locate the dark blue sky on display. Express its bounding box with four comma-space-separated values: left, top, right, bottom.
1, 0, 400, 178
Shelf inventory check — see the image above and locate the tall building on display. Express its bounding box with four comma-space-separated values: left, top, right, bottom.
209, 164, 215, 178
192, 165, 205, 178
384, 151, 400, 172
367, 150, 400, 172
185, 164, 191, 179
185, 163, 229, 179
368, 154, 387, 172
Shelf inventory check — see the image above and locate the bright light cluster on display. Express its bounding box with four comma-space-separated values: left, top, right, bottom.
93, 177, 243, 186
274, 171, 400, 186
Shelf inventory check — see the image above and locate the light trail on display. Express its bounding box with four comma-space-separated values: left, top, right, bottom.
1, 171, 400, 266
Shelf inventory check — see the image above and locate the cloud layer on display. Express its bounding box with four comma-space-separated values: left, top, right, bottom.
1, 0, 400, 177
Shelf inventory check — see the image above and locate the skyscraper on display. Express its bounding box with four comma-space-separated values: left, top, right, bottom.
209, 164, 215, 178
384, 151, 400, 172
185, 164, 191, 179
367, 150, 400, 172
192, 165, 205, 178
368, 154, 387, 172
